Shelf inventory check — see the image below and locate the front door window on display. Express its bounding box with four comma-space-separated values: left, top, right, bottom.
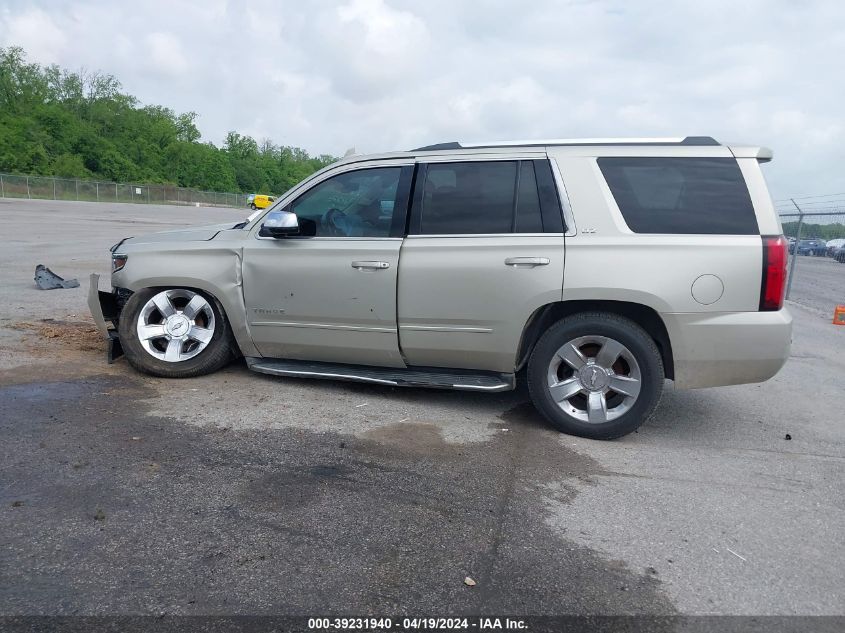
290, 167, 403, 237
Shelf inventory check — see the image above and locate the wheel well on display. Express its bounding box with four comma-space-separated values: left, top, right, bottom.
122, 285, 230, 322
516, 300, 675, 380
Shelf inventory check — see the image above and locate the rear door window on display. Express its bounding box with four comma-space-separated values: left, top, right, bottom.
420, 161, 516, 234
412, 160, 564, 235
597, 157, 758, 235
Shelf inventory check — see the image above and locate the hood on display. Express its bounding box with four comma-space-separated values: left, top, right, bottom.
119, 222, 238, 247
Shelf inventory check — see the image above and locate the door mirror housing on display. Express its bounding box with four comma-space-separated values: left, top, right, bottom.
259, 210, 300, 238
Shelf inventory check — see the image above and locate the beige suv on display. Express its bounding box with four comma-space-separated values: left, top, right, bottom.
89, 137, 792, 439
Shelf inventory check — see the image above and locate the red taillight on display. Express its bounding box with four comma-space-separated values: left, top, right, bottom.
760, 235, 787, 311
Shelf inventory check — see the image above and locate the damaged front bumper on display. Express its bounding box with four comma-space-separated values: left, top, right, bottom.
88, 273, 123, 363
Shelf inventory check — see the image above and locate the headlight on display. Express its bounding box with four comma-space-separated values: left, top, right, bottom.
112, 254, 128, 272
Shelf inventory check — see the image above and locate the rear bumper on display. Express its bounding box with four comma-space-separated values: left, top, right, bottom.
87, 273, 123, 363
663, 308, 792, 389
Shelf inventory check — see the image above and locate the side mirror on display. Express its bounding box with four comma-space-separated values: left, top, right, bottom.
259, 210, 300, 238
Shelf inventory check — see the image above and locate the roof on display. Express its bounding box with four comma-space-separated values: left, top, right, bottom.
412, 136, 721, 151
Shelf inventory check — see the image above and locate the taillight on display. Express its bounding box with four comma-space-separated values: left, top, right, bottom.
760, 235, 787, 311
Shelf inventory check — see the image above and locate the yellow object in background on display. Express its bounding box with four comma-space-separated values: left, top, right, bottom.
250, 194, 275, 210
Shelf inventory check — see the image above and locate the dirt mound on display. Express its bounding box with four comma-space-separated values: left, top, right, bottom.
9, 319, 103, 351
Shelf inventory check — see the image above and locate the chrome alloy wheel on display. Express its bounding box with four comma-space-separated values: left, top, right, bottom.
546, 335, 642, 424
135, 289, 215, 362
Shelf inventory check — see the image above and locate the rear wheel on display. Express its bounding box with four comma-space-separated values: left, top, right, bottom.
527, 312, 664, 439
119, 288, 235, 378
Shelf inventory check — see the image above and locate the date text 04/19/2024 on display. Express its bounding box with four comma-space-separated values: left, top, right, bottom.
307, 617, 528, 630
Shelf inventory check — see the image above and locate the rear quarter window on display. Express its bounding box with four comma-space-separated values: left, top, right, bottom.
597, 157, 758, 235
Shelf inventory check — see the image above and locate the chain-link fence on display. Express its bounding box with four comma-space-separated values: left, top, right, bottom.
0, 172, 250, 209
780, 211, 845, 240
778, 208, 845, 315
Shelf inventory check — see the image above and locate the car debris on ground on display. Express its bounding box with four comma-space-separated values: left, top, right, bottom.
34, 264, 79, 289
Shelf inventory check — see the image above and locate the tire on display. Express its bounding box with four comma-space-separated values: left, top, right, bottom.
527, 312, 664, 440
118, 287, 236, 378
250, 203, 257, 210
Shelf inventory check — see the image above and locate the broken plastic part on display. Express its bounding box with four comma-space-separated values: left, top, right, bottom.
34, 265, 80, 290
107, 329, 124, 364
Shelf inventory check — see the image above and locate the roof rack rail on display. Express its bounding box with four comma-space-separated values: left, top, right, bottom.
680, 136, 720, 146
413, 142, 463, 151
412, 136, 720, 151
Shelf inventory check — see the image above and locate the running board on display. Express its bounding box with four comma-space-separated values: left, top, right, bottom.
246, 358, 515, 392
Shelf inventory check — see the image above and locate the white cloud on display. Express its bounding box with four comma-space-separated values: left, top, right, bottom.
0, 7, 66, 63
145, 32, 190, 77
315, 0, 430, 101
1, 0, 844, 197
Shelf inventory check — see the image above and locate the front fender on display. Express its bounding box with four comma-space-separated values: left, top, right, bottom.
112, 244, 259, 358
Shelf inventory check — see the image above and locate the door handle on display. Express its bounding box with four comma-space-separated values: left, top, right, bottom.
504, 257, 550, 267
351, 261, 390, 270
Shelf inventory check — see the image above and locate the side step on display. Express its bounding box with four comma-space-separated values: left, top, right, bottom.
246, 358, 515, 392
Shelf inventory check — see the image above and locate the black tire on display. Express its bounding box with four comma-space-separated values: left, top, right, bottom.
250, 203, 257, 210
118, 287, 236, 378
527, 312, 664, 440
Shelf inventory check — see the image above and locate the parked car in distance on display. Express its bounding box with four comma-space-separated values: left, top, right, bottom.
90, 136, 791, 440
825, 238, 845, 256
249, 194, 275, 211
791, 238, 827, 256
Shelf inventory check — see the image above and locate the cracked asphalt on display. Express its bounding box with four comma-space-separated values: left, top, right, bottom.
0, 199, 843, 618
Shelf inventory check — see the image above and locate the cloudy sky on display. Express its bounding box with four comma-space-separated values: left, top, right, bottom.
1, 0, 843, 202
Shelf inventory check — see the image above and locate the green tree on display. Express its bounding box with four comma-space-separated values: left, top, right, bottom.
0, 47, 336, 194
176, 112, 201, 143
51, 153, 92, 178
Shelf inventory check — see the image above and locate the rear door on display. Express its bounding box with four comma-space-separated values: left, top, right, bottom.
397, 157, 566, 373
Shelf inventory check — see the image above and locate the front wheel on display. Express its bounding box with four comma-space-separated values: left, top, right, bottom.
118, 288, 236, 378
527, 312, 664, 439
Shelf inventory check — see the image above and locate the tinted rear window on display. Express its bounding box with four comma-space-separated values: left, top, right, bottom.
421, 161, 516, 234
413, 160, 564, 235
597, 157, 758, 235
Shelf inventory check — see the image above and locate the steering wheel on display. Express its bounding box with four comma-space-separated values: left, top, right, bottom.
321, 208, 347, 236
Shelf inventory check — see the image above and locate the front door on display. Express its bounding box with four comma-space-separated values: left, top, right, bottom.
242, 164, 413, 367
